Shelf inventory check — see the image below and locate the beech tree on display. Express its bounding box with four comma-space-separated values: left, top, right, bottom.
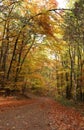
62, 0, 84, 101
0, 0, 59, 94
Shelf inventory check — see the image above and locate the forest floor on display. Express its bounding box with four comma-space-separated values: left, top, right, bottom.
0, 95, 84, 130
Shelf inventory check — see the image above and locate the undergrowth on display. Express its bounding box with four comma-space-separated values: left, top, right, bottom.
55, 95, 84, 116
55, 95, 76, 107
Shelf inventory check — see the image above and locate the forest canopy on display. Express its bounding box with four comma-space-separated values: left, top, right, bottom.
0, 0, 84, 101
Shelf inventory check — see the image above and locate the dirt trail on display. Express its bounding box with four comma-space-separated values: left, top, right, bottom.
0, 97, 52, 130
0, 96, 84, 130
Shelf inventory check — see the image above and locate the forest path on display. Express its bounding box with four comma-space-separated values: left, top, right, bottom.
0, 96, 84, 130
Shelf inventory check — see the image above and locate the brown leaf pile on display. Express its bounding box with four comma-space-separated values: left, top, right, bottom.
48, 101, 84, 130
0, 96, 36, 111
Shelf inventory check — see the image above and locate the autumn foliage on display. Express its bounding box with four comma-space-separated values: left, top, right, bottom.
0, 0, 84, 103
